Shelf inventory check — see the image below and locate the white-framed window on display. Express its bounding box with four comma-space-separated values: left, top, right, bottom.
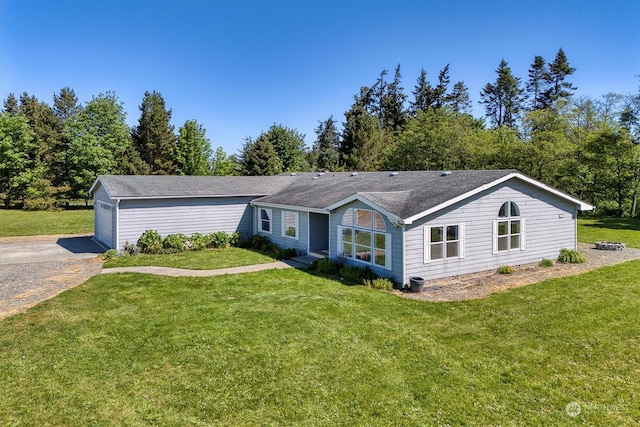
493, 201, 525, 253
259, 208, 272, 234
424, 224, 465, 263
282, 210, 299, 240
338, 207, 391, 269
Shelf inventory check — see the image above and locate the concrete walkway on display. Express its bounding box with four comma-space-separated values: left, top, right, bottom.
101, 257, 311, 277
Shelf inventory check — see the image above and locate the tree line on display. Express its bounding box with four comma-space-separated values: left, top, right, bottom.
1, 48, 639, 216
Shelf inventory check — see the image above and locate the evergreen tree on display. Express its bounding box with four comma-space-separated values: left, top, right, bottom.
411, 68, 434, 115
238, 137, 282, 176
53, 87, 83, 121
446, 81, 472, 113
543, 48, 577, 106
341, 103, 387, 171
433, 64, 451, 109
379, 64, 408, 131
131, 90, 177, 174
480, 59, 524, 128
311, 116, 341, 171
176, 119, 212, 175
3, 94, 19, 116
259, 124, 308, 172
525, 55, 549, 110
51, 87, 83, 191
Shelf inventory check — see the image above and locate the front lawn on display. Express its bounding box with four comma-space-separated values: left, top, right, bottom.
0, 263, 638, 425
0, 208, 94, 237
103, 247, 279, 270
578, 216, 640, 248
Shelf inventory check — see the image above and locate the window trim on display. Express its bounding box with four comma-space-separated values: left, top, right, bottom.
423, 223, 465, 263
281, 210, 299, 240
338, 208, 391, 270
493, 201, 526, 254
258, 208, 272, 234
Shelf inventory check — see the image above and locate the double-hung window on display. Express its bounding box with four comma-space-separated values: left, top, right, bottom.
493, 201, 525, 253
424, 224, 464, 263
338, 208, 391, 269
259, 208, 272, 233
282, 211, 299, 239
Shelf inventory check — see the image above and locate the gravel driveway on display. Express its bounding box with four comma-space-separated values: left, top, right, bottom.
0, 235, 104, 320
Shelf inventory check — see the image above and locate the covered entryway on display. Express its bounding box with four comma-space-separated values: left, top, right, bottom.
95, 200, 114, 248
308, 212, 329, 256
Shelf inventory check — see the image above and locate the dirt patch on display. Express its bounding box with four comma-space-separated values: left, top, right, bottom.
398, 243, 640, 302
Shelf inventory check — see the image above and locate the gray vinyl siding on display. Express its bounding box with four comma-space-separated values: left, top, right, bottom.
309, 212, 329, 252
117, 197, 255, 249
329, 200, 403, 283
256, 207, 309, 254
404, 179, 577, 283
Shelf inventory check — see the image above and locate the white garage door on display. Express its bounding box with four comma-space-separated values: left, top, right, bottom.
96, 201, 114, 248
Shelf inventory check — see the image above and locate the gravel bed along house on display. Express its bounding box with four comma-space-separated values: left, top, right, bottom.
398, 242, 640, 302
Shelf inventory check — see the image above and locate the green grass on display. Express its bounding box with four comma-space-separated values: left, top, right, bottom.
578, 216, 640, 248
103, 247, 279, 270
0, 263, 638, 425
0, 208, 94, 236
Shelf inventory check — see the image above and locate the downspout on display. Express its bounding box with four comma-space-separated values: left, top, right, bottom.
306, 211, 310, 255
402, 223, 406, 287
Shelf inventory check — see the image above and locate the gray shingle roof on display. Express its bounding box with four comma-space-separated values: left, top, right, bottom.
92, 175, 300, 199
254, 170, 517, 219
92, 170, 591, 220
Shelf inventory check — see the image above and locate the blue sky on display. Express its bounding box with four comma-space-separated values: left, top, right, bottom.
1, 0, 638, 155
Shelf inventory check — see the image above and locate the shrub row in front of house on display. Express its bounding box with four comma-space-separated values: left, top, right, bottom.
308, 257, 394, 291
103, 230, 299, 261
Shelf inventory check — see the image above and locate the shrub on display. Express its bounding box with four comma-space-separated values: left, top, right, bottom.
497, 265, 515, 274
163, 233, 188, 253
100, 249, 119, 260
123, 242, 140, 256
137, 230, 163, 254
539, 258, 554, 267
250, 235, 275, 252
275, 248, 297, 260
339, 264, 378, 285
189, 233, 207, 251
364, 278, 394, 291
208, 231, 230, 249
316, 258, 338, 275
229, 232, 242, 247
557, 248, 586, 264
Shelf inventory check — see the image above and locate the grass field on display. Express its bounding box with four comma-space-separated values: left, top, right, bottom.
103, 247, 278, 270
578, 216, 640, 248
0, 261, 638, 425
0, 208, 94, 237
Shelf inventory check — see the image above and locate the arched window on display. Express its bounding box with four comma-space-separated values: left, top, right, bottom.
494, 201, 525, 253
339, 208, 390, 269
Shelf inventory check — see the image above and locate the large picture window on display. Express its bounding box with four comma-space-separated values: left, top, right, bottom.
493, 201, 525, 253
338, 208, 390, 269
424, 224, 464, 263
259, 208, 272, 233
282, 211, 299, 239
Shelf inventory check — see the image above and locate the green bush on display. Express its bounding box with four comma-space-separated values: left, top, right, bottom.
339, 264, 378, 285
497, 265, 515, 274
316, 258, 338, 275
163, 233, 188, 253
557, 248, 586, 264
137, 230, 163, 254
189, 233, 207, 251
206, 231, 230, 249
229, 232, 242, 247
364, 278, 394, 291
100, 249, 119, 260
123, 242, 140, 256
539, 258, 554, 267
